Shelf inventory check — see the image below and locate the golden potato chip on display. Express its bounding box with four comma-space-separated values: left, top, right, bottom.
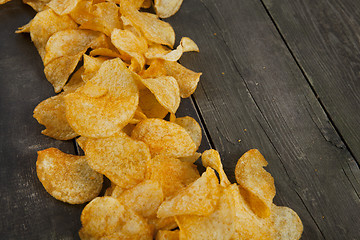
44, 53, 83, 93
33, 93, 78, 140
111, 28, 148, 72
164, 61, 201, 98
63, 67, 85, 93
122, 123, 137, 136
154, 0, 183, 18
15, 21, 31, 33
148, 216, 178, 232
157, 168, 220, 218
30, 9, 78, 61
0, 0, 12, 5
76, 136, 88, 151
129, 107, 148, 124
140, 76, 180, 114
175, 116, 202, 149
36, 148, 103, 204
271, 205, 303, 240
175, 186, 236, 240
131, 118, 197, 158
180, 37, 199, 52
79, 197, 153, 239
202, 149, 230, 187
227, 184, 273, 240
23, 0, 50, 12
141, 0, 152, 8
156, 230, 180, 240
82, 54, 108, 81
139, 88, 169, 119
84, 132, 150, 188
120, 0, 175, 47
89, 48, 121, 58
44, 29, 102, 65
65, 58, 139, 137
235, 149, 275, 218
81, 81, 108, 98
179, 152, 201, 163
147, 155, 199, 197
116, 180, 164, 218
47, 0, 81, 15
79, 2, 122, 37
139, 59, 166, 79
69, 0, 93, 25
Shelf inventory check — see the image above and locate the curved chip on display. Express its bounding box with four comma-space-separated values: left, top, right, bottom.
175, 116, 202, 149
120, 0, 175, 47
23, 0, 51, 12
202, 149, 230, 187
47, 0, 81, 15
63, 67, 85, 93
79, 197, 153, 239
30, 9, 78, 61
164, 61, 201, 98
82, 55, 109, 82
157, 168, 220, 218
84, 132, 150, 189
139, 88, 169, 119
116, 180, 164, 218
156, 230, 180, 240
140, 76, 180, 114
36, 148, 103, 204
131, 118, 197, 158
271, 205, 303, 240
154, 0, 183, 18
33, 93, 78, 140
235, 149, 276, 219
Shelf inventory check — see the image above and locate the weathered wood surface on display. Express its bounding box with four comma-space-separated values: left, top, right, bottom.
168, 0, 360, 239
1, 0, 360, 239
262, 0, 360, 165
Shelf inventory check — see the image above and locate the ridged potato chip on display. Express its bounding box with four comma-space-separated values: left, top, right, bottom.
175, 186, 236, 240
202, 149, 230, 187
79, 197, 153, 239
139, 88, 169, 119
164, 61, 201, 98
115, 180, 164, 218
157, 168, 220, 218
84, 132, 150, 189
147, 155, 199, 198
36, 148, 103, 204
154, 0, 183, 18
235, 149, 275, 218
33, 93, 78, 140
120, 0, 175, 47
140, 76, 180, 114
30, 9, 78, 61
156, 230, 180, 240
175, 116, 202, 149
132, 118, 197, 158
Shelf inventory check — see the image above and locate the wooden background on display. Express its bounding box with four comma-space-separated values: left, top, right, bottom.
0, 0, 359, 239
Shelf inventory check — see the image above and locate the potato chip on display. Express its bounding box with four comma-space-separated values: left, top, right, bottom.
139, 88, 169, 119
154, 0, 183, 18
175, 116, 202, 149
79, 2, 122, 37
111, 28, 148, 72
179, 152, 201, 163
271, 205, 303, 240
157, 168, 220, 218
139, 59, 166, 79
129, 107, 148, 124
140, 76, 180, 114
30, 9, 78, 61
44, 53, 83, 93
36, 148, 103, 204
122, 123, 136, 136
116, 180, 164, 218
175, 186, 236, 240
81, 81, 108, 98
84, 132, 150, 189
147, 155, 199, 197
164, 61, 201, 98
65, 58, 139, 137
89, 48, 121, 58
79, 197, 153, 239
69, 0, 93, 25
235, 149, 275, 218
0, 0, 12, 5
120, 0, 175, 47
47, 0, 81, 15
23, 0, 50, 12
148, 216, 178, 232
156, 230, 180, 240
44, 29, 102, 65
33, 93, 78, 140
15, 21, 31, 33
82, 54, 108, 81
131, 118, 197, 158
180, 37, 199, 52
63, 67, 85, 93
76, 136, 88, 151
202, 149, 230, 187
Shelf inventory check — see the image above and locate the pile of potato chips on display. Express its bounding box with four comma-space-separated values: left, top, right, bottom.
2, 0, 303, 238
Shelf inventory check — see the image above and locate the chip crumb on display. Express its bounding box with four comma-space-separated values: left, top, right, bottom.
213, 32, 217, 36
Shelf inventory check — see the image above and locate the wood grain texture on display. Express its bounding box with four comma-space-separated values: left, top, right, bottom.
167, 0, 360, 239
262, 0, 360, 165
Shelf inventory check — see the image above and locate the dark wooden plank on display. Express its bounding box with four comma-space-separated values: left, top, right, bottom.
0, 2, 83, 239
167, 0, 360, 239
261, 0, 360, 165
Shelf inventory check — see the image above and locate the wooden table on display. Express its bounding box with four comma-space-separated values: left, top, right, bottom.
1, 0, 359, 239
